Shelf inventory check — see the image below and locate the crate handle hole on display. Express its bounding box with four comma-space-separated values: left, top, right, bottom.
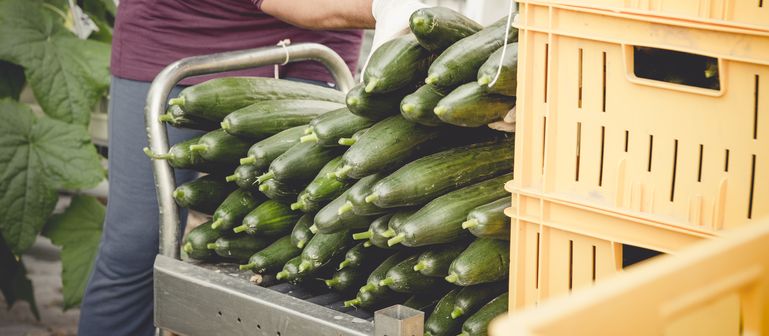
237, 317, 242, 323
632, 47, 720, 90
217, 311, 222, 317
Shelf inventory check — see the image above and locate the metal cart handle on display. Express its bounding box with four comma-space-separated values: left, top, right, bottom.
145, 43, 355, 259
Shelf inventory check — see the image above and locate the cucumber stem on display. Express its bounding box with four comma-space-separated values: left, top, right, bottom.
290, 201, 303, 211
364, 193, 378, 204
189, 144, 207, 153
363, 241, 372, 248
387, 233, 405, 246
450, 307, 464, 319
433, 105, 448, 117
309, 224, 318, 234
461, 219, 479, 230
206, 243, 218, 250
259, 184, 270, 192
168, 97, 185, 107
401, 103, 415, 113
334, 165, 352, 179
304, 126, 314, 135
359, 284, 376, 293
220, 120, 231, 131
343, 298, 360, 307
210, 219, 224, 230
257, 171, 275, 183
378, 278, 394, 287
337, 137, 356, 146
346, 96, 359, 107
338, 260, 351, 270
382, 228, 396, 238
478, 75, 492, 85
276, 271, 288, 280
296, 240, 306, 249
458, 332, 470, 336
413, 262, 426, 272
142, 147, 171, 160
425, 76, 438, 85
225, 173, 239, 182
182, 242, 193, 254
445, 273, 459, 284
337, 201, 354, 215
239, 156, 256, 165
411, 16, 427, 28
239, 263, 256, 271
298, 260, 312, 273
352, 230, 372, 240
158, 113, 174, 122
172, 189, 184, 200
364, 78, 379, 93
233, 224, 248, 234
324, 279, 337, 288
300, 133, 318, 143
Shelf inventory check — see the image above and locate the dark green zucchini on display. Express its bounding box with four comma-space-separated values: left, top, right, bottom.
414, 242, 471, 277
206, 235, 271, 261
173, 175, 236, 214
240, 235, 301, 273
426, 17, 517, 90
313, 191, 376, 234
221, 100, 343, 139
463, 197, 510, 240
425, 288, 463, 336
338, 242, 392, 270
410, 7, 483, 52
446, 238, 509, 286
400, 84, 446, 126
459, 293, 508, 336
189, 129, 253, 163
477, 43, 518, 96
168, 77, 345, 121
290, 214, 315, 249
338, 174, 388, 216
337, 128, 369, 146
345, 82, 413, 120
451, 282, 508, 319
259, 142, 344, 184
182, 220, 221, 261
143, 137, 234, 173
367, 138, 514, 208
434, 82, 516, 127
225, 164, 262, 190
363, 34, 433, 94
258, 178, 303, 203
291, 156, 352, 212
301, 107, 375, 146
234, 200, 301, 236
159, 104, 219, 131
210, 189, 265, 231
324, 266, 370, 293
379, 254, 442, 293
388, 174, 512, 247
297, 229, 353, 274
239, 125, 306, 169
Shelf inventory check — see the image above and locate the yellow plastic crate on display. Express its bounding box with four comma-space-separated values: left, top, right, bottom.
508, 0, 769, 309
492, 217, 769, 335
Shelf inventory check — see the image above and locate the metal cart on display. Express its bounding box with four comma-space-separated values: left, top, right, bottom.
146, 44, 423, 336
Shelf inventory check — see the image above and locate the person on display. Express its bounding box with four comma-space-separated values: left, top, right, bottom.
77, 1, 426, 335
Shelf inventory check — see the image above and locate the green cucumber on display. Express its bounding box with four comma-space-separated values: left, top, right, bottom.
159, 104, 219, 131
207, 235, 271, 261
240, 235, 301, 274
459, 293, 508, 336
362, 34, 433, 94
189, 129, 253, 163
221, 100, 343, 139
426, 17, 517, 90
345, 83, 413, 120
143, 136, 234, 173
414, 242, 471, 277
389, 174, 512, 247
425, 288, 463, 336
258, 178, 303, 203
338, 242, 392, 270
211, 189, 265, 231
173, 175, 236, 214
434, 82, 516, 127
297, 229, 353, 275
464, 198, 510, 240
226, 164, 262, 190
337, 128, 369, 147
302, 107, 375, 146
410, 7, 483, 52
314, 191, 376, 234
168, 77, 345, 121
446, 238, 509, 286
182, 221, 221, 261
379, 254, 442, 294
403, 291, 445, 312
276, 255, 308, 284
345, 285, 409, 311
235, 200, 301, 236
260, 142, 343, 184
292, 156, 352, 212
367, 138, 513, 208
451, 282, 508, 319
239, 125, 306, 169
400, 84, 445, 126
324, 266, 370, 293
477, 43, 518, 96
384, 209, 418, 239
340, 174, 388, 216
355, 251, 410, 297
367, 214, 398, 249
290, 214, 315, 249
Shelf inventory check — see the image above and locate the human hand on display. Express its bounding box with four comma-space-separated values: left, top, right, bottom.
361, 0, 427, 75
487, 106, 516, 132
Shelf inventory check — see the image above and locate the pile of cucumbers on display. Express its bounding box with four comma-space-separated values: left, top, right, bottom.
147, 7, 516, 336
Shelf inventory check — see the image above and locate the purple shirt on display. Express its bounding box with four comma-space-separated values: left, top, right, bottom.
111, 0, 363, 85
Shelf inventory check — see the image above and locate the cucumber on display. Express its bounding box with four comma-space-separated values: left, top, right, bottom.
173, 175, 236, 214
240, 235, 302, 274
434, 82, 516, 127
314, 191, 376, 234
367, 138, 514, 208
235, 200, 301, 236
258, 178, 303, 203
290, 214, 315, 249
276, 255, 308, 284
210, 189, 265, 231
259, 142, 343, 184
463, 197, 510, 240
355, 251, 410, 296
400, 84, 445, 126
426, 17, 517, 90
388, 173, 512, 247
368, 214, 398, 249
189, 129, 253, 164
226, 164, 262, 190
207, 235, 271, 261
451, 282, 508, 319
239, 125, 306, 169
345, 83, 413, 120
297, 229, 353, 274
221, 100, 343, 139
362, 34, 433, 94
339, 174, 388, 216
337, 128, 369, 147
409, 7, 483, 52
345, 284, 409, 311
446, 238, 509, 286
168, 77, 345, 121
459, 293, 508, 336
403, 290, 448, 312
425, 289, 463, 336
182, 221, 221, 261
302, 107, 375, 146
324, 266, 370, 293
143, 136, 234, 173
477, 43, 518, 97
338, 242, 392, 270
383, 209, 418, 239
159, 104, 218, 131
379, 254, 443, 294
292, 156, 352, 213
414, 242, 471, 277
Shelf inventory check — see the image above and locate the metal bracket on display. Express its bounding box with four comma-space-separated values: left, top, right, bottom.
374, 305, 425, 336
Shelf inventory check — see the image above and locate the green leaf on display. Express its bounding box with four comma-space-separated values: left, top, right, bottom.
43, 195, 104, 310
0, 98, 104, 254
0, 0, 110, 125
0, 60, 25, 100
0, 236, 40, 320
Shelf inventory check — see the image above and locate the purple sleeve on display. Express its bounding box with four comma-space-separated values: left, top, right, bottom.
252, 0, 263, 9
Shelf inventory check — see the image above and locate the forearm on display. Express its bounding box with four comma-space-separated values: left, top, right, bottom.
259, 0, 374, 30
